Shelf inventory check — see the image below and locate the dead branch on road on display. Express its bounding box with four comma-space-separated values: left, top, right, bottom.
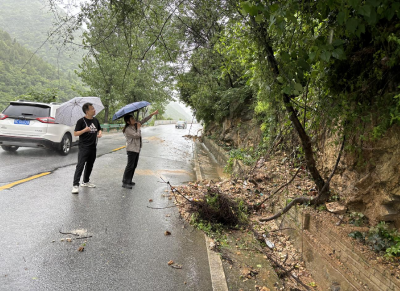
159, 177, 194, 204
147, 205, 178, 209
76, 236, 93, 239
59, 230, 79, 236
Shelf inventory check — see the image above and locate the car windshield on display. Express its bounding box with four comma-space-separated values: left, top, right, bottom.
3, 104, 50, 119
177, 121, 185, 124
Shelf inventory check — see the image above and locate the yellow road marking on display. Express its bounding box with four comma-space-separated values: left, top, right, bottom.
112, 146, 126, 152
0, 172, 51, 191
1, 146, 126, 191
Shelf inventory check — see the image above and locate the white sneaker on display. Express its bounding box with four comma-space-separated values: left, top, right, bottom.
81, 182, 96, 188
72, 186, 79, 194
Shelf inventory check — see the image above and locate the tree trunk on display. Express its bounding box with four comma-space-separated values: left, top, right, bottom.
104, 104, 109, 124
251, 18, 329, 201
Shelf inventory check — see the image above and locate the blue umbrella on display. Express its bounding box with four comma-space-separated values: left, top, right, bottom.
112, 101, 151, 121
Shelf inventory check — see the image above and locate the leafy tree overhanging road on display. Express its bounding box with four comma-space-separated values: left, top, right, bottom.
46, 0, 400, 213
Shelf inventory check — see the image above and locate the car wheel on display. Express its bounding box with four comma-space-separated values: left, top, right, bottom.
1, 145, 19, 152
59, 133, 71, 156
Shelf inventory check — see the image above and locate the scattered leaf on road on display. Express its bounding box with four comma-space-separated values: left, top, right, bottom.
165, 231, 171, 235
168, 260, 174, 265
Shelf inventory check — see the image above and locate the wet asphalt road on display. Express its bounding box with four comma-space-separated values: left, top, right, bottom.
0, 124, 212, 290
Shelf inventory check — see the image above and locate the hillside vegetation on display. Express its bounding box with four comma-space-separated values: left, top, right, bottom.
0, 29, 84, 111
0, 0, 85, 74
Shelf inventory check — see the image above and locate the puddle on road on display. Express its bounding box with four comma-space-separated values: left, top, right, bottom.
135, 169, 192, 176
144, 136, 165, 142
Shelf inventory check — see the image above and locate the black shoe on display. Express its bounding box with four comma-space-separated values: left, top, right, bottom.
128, 181, 135, 186
122, 183, 132, 189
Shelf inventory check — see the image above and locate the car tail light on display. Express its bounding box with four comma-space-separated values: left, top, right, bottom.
0, 114, 8, 120
36, 117, 56, 123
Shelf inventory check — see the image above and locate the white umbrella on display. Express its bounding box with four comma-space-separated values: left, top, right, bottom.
55, 97, 104, 126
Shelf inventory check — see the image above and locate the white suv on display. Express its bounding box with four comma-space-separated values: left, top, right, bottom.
0, 100, 78, 155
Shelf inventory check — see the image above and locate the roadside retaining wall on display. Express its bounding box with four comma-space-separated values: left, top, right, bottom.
203, 137, 251, 178
203, 137, 400, 290
275, 204, 400, 290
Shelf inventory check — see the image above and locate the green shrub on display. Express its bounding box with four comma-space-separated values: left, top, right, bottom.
349, 222, 400, 259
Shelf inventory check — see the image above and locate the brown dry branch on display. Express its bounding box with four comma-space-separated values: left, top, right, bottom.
159, 177, 194, 204
147, 205, 178, 209
76, 236, 92, 240
314, 135, 346, 204
248, 133, 283, 178
249, 226, 310, 290
259, 136, 345, 222
59, 230, 79, 236
255, 166, 303, 210
255, 246, 309, 290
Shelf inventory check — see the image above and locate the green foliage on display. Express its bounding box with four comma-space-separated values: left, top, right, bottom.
18, 88, 59, 104
348, 230, 365, 242
224, 147, 256, 173
390, 88, 400, 125
72, 0, 173, 123
38, 0, 400, 170
237, 0, 400, 155
349, 212, 368, 226
176, 1, 254, 127
0, 29, 84, 112
368, 222, 400, 257
189, 213, 216, 235
349, 222, 400, 259
0, 0, 86, 74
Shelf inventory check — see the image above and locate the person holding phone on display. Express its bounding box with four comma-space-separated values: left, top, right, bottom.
71, 103, 102, 194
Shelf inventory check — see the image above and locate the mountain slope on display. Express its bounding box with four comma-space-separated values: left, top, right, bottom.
0, 29, 84, 111
164, 102, 193, 122
0, 0, 85, 74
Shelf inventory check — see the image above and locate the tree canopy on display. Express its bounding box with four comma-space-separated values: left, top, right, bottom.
46, 0, 400, 167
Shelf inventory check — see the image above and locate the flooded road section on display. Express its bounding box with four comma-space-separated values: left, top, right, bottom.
142, 123, 226, 183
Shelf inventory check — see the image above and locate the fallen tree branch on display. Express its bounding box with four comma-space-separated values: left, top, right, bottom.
159, 177, 193, 204
269, 227, 295, 232
76, 236, 93, 240
255, 166, 302, 210
248, 226, 310, 290
259, 196, 312, 222
147, 205, 178, 209
314, 135, 346, 204
259, 135, 346, 222
59, 230, 79, 236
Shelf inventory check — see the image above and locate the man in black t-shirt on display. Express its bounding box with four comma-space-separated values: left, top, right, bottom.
71, 103, 102, 194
